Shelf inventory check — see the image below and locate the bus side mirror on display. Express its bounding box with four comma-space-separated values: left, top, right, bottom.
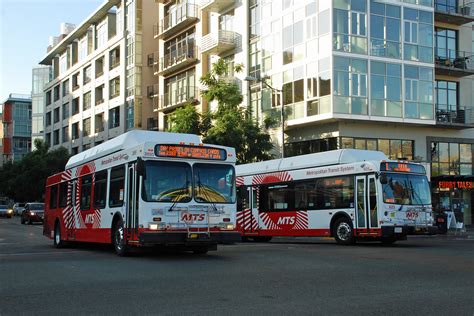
380, 174, 388, 185
137, 158, 146, 179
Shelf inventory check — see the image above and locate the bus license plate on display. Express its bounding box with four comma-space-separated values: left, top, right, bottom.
394, 227, 402, 233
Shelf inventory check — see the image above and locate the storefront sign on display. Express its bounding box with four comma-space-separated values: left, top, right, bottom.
438, 181, 473, 190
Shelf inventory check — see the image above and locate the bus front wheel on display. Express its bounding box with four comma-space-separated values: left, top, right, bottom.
113, 218, 128, 256
53, 222, 66, 248
333, 218, 355, 245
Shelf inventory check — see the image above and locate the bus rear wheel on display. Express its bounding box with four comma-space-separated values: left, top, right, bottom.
333, 218, 355, 245
53, 222, 66, 248
113, 218, 128, 256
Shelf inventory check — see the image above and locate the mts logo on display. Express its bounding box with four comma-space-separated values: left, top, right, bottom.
181, 213, 205, 222
85, 214, 95, 224
277, 216, 295, 225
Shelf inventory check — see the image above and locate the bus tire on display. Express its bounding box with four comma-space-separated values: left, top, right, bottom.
112, 218, 128, 256
333, 217, 355, 245
53, 221, 66, 248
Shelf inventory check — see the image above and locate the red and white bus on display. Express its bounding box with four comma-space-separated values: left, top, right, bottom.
44, 130, 240, 255
236, 149, 437, 245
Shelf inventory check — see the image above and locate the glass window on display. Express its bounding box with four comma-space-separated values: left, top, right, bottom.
109, 166, 125, 207
94, 171, 108, 209
58, 182, 69, 208
80, 175, 92, 210
382, 173, 431, 205
49, 185, 58, 209
142, 161, 192, 202
194, 163, 236, 204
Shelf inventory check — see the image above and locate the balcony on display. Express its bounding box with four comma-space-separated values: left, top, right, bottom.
435, 49, 474, 77
159, 46, 199, 76
158, 3, 199, 40
200, 0, 234, 13
159, 86, 200, 112
436, 106, 474, 128
147, 84, 159, 98
434, 1, 474, 25
201, 30, 237, 55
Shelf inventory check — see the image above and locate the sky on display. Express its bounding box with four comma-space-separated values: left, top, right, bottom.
0, 0, 104, 103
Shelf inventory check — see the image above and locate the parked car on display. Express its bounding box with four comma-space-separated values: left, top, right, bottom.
21, 203, 45, 224
0, 205, 13, 218
13, 203, 26, 216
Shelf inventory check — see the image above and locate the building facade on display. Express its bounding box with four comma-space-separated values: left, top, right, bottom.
39, 0, 159, 155
1, 94, 32, 162
31, 66, 51, 147
249, 0, 474, 226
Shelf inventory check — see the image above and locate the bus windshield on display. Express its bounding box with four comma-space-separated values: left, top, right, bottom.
194, 163, 236, 204
381, 173, 431, 205
142, 161, 192, 202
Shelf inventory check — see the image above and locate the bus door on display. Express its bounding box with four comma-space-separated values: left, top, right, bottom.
355, 175, 379, 235
246, 186, 259, 233
127, 164, 139, 241
355, 176, 369, 235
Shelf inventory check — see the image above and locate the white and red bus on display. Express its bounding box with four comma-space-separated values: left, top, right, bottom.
236, 149, 437, 245
44, 130, 240, 255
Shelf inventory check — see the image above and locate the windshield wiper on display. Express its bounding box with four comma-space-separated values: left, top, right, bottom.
196, 172, 220, 213
168, 180, 190, 212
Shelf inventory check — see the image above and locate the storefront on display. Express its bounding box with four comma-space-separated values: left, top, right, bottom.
431, 176, 473, 227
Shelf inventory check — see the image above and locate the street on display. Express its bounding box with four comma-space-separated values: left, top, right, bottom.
1, 218, 473, 315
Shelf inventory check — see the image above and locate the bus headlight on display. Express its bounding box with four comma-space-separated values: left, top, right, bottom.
149, 223, 166, 230
223, 224, 234, 230
7, 209, 13, 214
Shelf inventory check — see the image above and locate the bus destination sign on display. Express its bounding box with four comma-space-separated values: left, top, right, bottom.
380, 162, 425, 174
155, 144, 226, 161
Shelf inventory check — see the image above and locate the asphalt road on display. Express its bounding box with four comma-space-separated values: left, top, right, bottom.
1, 217, 473, 315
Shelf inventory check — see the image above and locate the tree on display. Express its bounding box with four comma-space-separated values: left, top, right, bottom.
0, 140, 70, 202
168, 59, 273, 163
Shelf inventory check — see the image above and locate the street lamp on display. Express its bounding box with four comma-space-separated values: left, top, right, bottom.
244, 75, 285, 158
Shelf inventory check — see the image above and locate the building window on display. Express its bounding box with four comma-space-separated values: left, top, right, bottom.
83, 117, 91, 137
340, 136, 414, 160
285, 138, 339, 157
95, 56, 104, 78
431, 142, 473, 176
83, 65, 92, 84
95, 85, 104, 105
435, 80, 458, 119
53, 85, 60, 102
53, 129, 59, 145
109, 76, 120, 99
370, 2, 401, 59
109, 106, 120, 129
78, 37, 88, 62
72, 72, 80, 90
333, 0, 368, 55
95, 113, 104, 133
83, 91, 92, 110
53, 107, 60, 123
435, 27, 457, 62
71, 122, 79, 140
46, 112, 52, 126
403, 8, 433, 63
370, 61, 402, 117
72, 97, 80, 115
96, 23, 107, 49
404, 65, 434, 120
46, 90, 52, 105
62, 102, 69, 120
110, 46, 120, 69
62, 126, 69, 143
62, 79, 69, 97
333, 56, 368, 115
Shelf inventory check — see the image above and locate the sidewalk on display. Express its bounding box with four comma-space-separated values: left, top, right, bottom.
443, 226, 474, 239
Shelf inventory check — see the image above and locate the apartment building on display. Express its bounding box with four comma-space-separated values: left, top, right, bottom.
150, 0, 249, 130
1, 94, 32, 162
39, 0, 159, 154
247, 0, 474, 226
31, 66, 51, 146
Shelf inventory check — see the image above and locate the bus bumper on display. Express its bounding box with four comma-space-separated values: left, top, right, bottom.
407, 225, 438, 235
381, 226, 408, 240
139, 231, 241, 249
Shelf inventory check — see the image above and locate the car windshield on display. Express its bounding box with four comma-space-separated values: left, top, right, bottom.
29, 203, 45, 210
194, 163, 236, 203
382, 173, 431, 205
142, 161, 192, 202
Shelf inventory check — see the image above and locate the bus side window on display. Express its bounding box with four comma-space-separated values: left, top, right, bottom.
80, 175, 93, 211
50, 185, 58, 209
252, 187, 258, 209
94, 170, 108, 209
237, 186, 248, 212
58, 182, 68, 208
109, 166, 125, 207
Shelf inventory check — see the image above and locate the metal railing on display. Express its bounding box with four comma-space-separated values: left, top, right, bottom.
436, 106, 474, 125
435, 48, 474, 71
160, 45, 198, 73
435, 0, 474, 16
201, 30, 236, 53
162, 86, 199, 109
160, 3, 198, 36
147, 84, 159, 98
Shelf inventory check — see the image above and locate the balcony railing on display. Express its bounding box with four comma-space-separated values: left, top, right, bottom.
201, 30, 237, 55
159, 3, 199, 39
200, 0, 234, 12
435, 48, 474, 77
160, 86, 200, 111
436, 106, 474, 127
434, 1, 474, 24
153, 22, 159, 39
147, 84, 159, 98
153, 97, 160, 112
159, 46, 199, 75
